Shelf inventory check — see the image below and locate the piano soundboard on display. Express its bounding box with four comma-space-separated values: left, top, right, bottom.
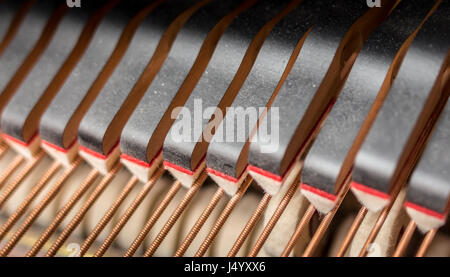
0, 0, 447, 257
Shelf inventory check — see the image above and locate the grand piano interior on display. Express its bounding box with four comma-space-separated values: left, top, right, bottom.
0, 0, 448, 257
